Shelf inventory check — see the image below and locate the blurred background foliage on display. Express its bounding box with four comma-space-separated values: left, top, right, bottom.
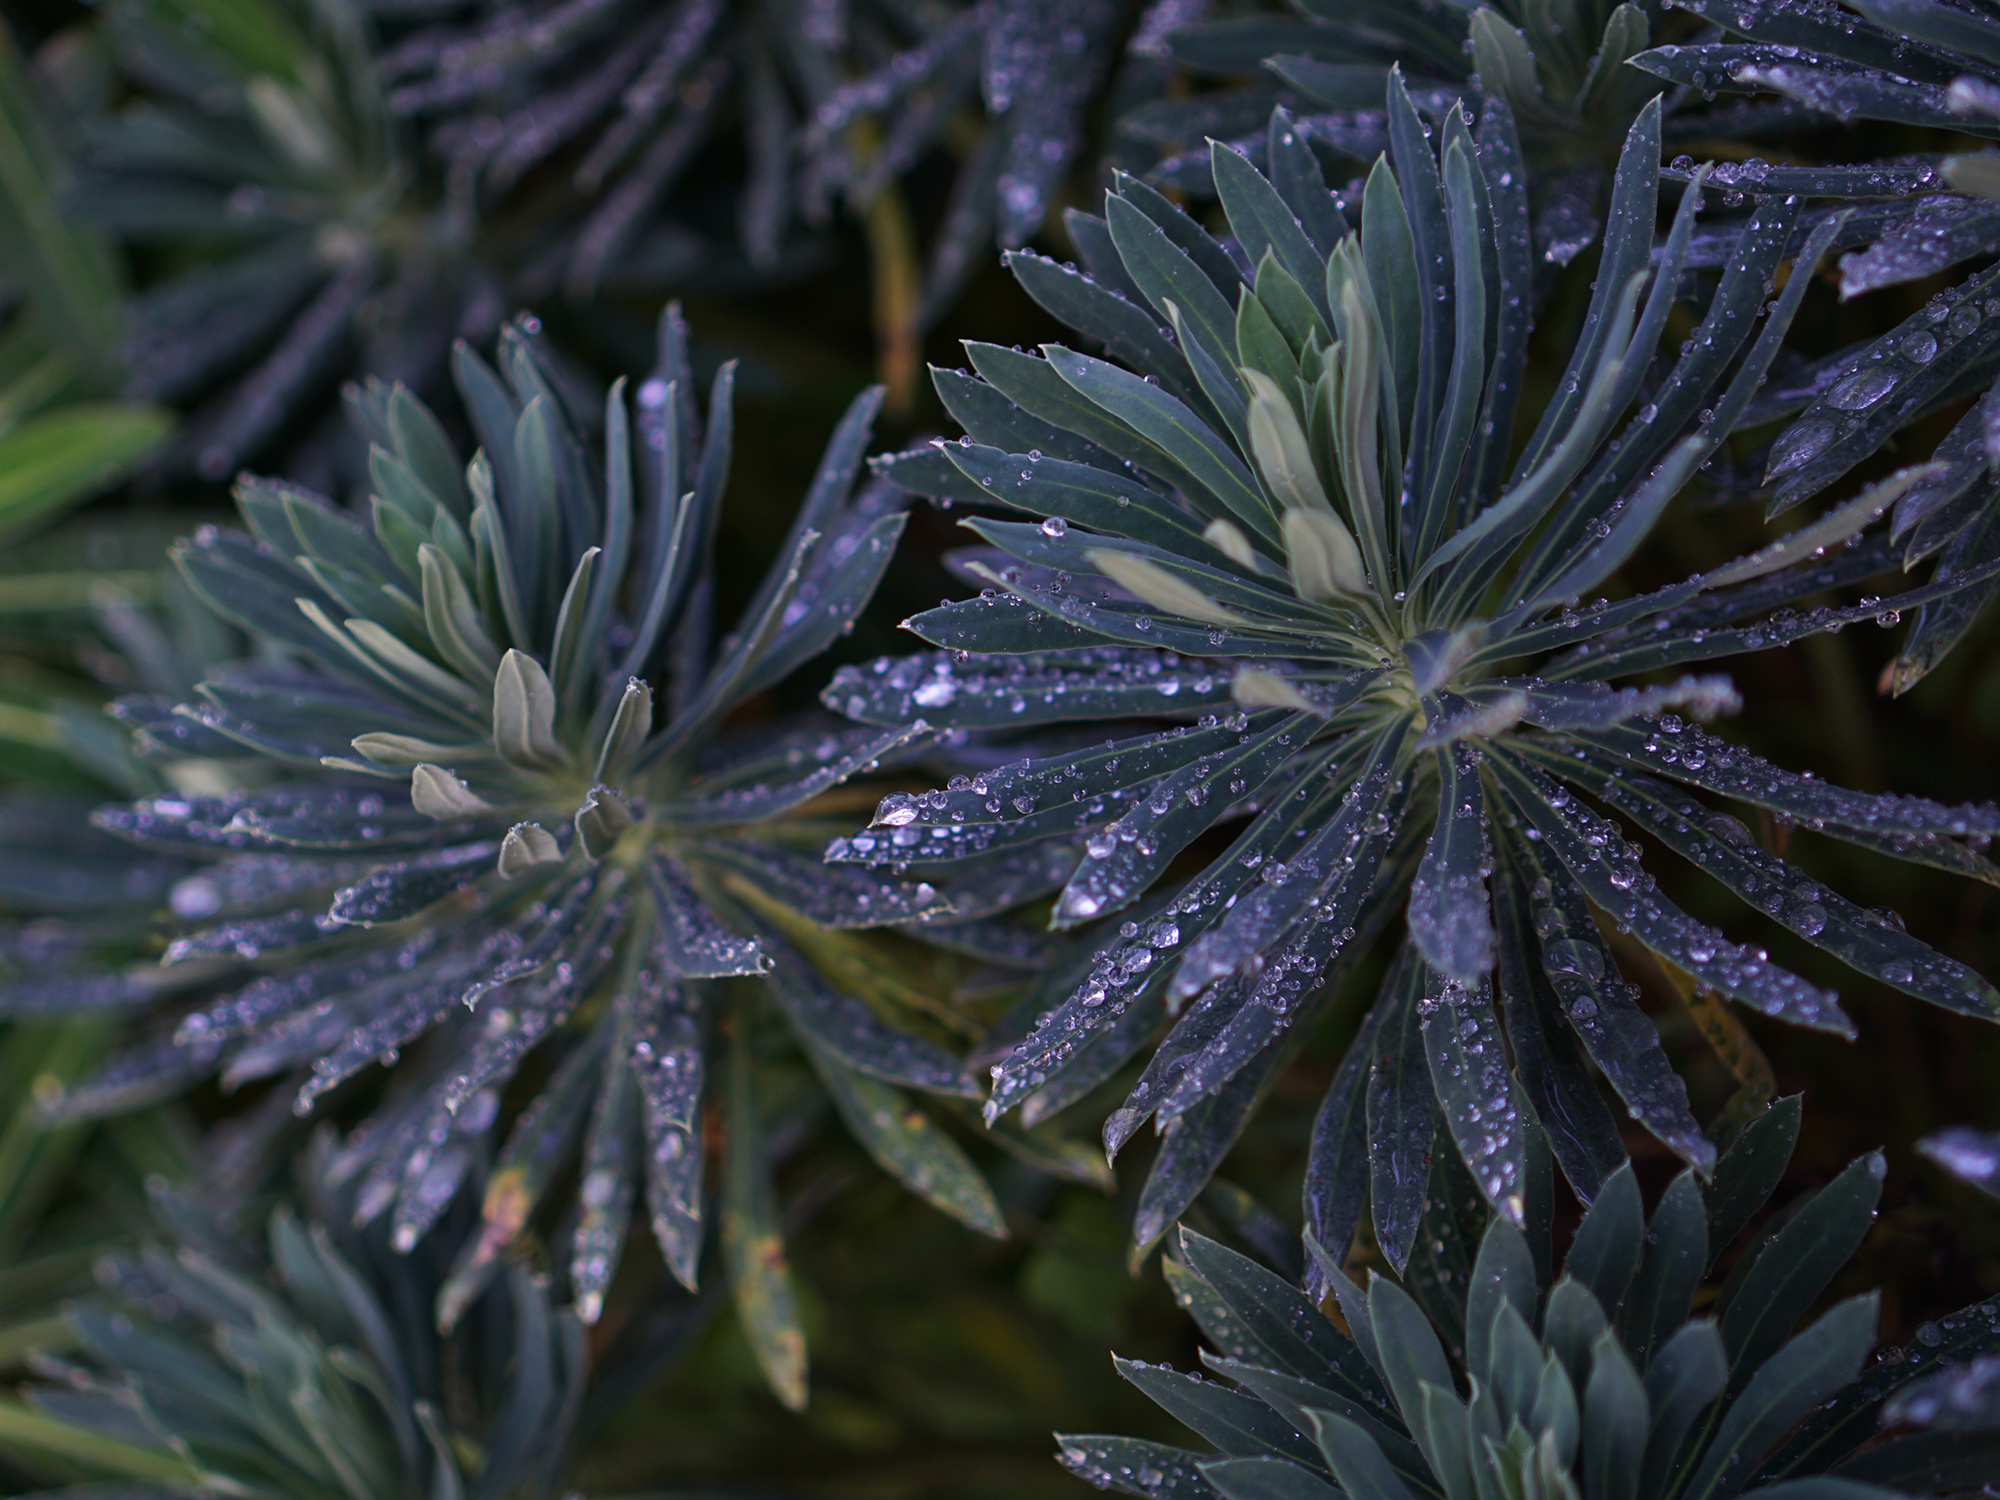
0, 0, 1993, 1496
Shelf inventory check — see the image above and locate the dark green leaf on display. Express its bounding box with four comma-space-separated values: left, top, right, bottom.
1835, 1430, 2000, 1489
900, 594, 1102, 654
1202, 1455, 1344, 1500
1367, 951, 1433, 1273
1511, 99, 1662, 484
1566, 1165, 1645, 1320
1684, 1296, 1878, 1500
824, 647, 1233, 729
1408, 744, 1494, 984
1705, 1096, 1803, 1265
327, 843, 496, 926
722, 1037, 807, 1410
1719, 1155, 1883, 1392
1760, 1289, 2000, 1478
758, 938, 976, 1098
1306, 1408, 1419, 1500
1178, 1230, 1389, 1410
1365, 1273, 1457, 1433
1402, 1131, 1490, 1364
1008, 249, 1213, 418
803, 1040, 1004, 1238
1133, 1023, 1299, 1254
1465, 1217, 1538, 1380
1620, 1171, 1709, 1369
1543, 1277, 1612, 1388
930, 365, 1126, 471
1304, 996, 1392, 1276
1042, 344, 1277, 545
1421, 972, 1529, 1229
942, 442, 1224, 560
1640, 1322, 1728, 1500
1053, 710, 1308, 926
1384, 69, 1455, 510
1202, 1359, 1421, 1478
1543, 749, 2000, 1022
1119, 1359, 1323, 1467
1211, 143, 1330, 324
1582, 1332, 1648, 1500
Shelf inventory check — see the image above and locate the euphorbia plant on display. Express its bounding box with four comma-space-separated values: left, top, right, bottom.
827, 81, 2000, 1261
7, 309, 1020, 1407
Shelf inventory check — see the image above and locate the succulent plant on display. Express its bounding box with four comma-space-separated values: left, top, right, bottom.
827, 84, 2000, 1261
69, 0, 1137, 474
379, 0, 1136, 321
11, 1178, 587, 1500
2, 306, 1033, 1408
67, 0, 511, 481
1062, 1098, 2000, 1500
1631, 0, 2000, 691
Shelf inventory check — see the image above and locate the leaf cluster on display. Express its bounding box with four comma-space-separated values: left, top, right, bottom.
15, 1180, 584, 1500
43, 0, 1140, 479
4, 4, 2000, 1494
836, 81, 2000, 1262
1068, 1103, 2000, 1500
0, 306, 1038, 1413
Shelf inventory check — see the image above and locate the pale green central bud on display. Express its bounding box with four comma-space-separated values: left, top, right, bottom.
1283, 508, 1369, 602
1241, 368, 1333, 515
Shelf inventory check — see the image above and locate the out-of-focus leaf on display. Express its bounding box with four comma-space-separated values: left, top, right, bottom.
722, 1038, 808, 1412
0, 406, 172, 539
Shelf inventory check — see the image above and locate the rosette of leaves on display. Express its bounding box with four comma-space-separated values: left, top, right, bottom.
827, 84, 2000, 1263
3, 1184, 585, 1500
1059, 1099, 2000, 1500
376, 0, 1132, 326
1629, 0, 2000, 690
14, 308, 1020, 1408
1116, 0, 1793, 264
70, 0, 513, 481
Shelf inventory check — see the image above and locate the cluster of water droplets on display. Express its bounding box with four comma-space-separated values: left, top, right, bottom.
1530, 770, 1851, 1032
1839, 194, 2000, 299
342, 1079, 505, 1254
1770, 278, 2000, 488
825, 645, 1229, 723
627, 961, 706, 1290
985, 0, 1123, 241
1170, 781, 1393, 1008
982, 903, 1194, 1124
1417, 977, 1527, 1221
1057, 1435, 1180, 1496
164, 851, 360, 926
1528, 873, 1715, 1170
832, 723, 1220, 871
1867, 1292, 2000, 1433
1629, 714, 2000, 838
